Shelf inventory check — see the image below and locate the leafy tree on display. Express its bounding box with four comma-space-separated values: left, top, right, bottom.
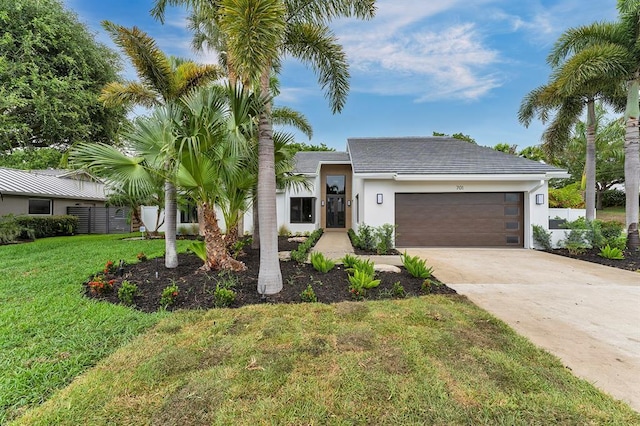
0, 0, 127, 151
0, 148, 62, 169
432, 131, 477, 144
519, 145, 547, 162
153, 0, 376, 295
287, 141, 335, 152
493, 143, 518, 155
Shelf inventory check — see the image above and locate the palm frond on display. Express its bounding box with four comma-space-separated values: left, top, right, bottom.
102, 21, 175, 102
547, 22, 626, 67
99, 82, 160, 108
286, 0, 376, 24
285, 22, 349, 113
273, 106, 313, 139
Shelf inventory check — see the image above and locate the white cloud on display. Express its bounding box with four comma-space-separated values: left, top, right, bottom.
338, 19, 502, 102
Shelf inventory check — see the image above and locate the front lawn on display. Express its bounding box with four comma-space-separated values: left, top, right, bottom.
13, 301, 640, 424
0, 234, 191, 424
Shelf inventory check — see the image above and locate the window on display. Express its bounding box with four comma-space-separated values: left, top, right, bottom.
290, 198, 315, 223
180, 203, 198, 223
29, 199, 52, 215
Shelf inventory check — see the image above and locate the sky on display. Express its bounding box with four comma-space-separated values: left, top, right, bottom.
63, 0, 619, 151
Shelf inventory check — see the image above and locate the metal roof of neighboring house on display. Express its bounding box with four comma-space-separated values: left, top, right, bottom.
347, 137, 566, 175
293, 151, 351, 174
0, 167, 107, 200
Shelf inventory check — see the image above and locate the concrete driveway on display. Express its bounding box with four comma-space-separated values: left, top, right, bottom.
405, 248, 640, 411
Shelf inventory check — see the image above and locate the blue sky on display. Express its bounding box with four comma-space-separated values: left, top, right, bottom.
64, 0, 618, 151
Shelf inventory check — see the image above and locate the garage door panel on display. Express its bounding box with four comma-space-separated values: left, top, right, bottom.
395, 193, 523, 247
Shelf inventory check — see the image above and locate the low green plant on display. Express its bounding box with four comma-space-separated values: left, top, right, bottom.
188, 240, 207, 263
375, 223, 396, 254
213, 285, 236, 307
117, 280, 138, 306
600, 221, 624, 246
103, 260, 117, 274
310, 252, 335, 273
300, 284, 318, 303
532, 224, 552, 250
347, 228, 360, 247
341, 253, 359, 269
348, 269, 380, 299
348, 258, 375, 276
548, 182, 585, 208
355, 224, 376, 251
599, 244, 625, 260
231, 237, 252, 258
392, 281, 406, 298
290, 228, 323, 263
400, 252, 433, 279
160, 283, 180, 309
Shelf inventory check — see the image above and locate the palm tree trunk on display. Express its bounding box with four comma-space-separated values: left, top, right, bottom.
624, 117, 640, 249
257, 70, 282, 295
164, 180, 179, 268
585, 100, 596, 221
202, 203, 245, 271
251, 192, 260, 250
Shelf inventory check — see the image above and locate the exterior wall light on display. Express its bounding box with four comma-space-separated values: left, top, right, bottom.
376, 193, 383, 204
535, 194, 544, 205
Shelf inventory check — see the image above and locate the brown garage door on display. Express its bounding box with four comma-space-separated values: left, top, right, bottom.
395, 193, 524, 247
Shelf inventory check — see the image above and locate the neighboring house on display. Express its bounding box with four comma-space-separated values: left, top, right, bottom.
283, 137, 567, 249
143, 137, 568, 248
0, 167, 107, 216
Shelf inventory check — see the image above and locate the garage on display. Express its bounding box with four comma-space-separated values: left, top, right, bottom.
395, 192, 524, 247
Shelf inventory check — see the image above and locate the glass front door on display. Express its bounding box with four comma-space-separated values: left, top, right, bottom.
326, 175, 346, 228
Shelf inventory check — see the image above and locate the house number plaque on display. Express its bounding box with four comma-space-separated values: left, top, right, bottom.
456, 185, 464, 190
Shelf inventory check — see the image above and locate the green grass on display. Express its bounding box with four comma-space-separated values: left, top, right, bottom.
12, 299, 640, 425
0, 234, 191, 424
597, 206, 626, 224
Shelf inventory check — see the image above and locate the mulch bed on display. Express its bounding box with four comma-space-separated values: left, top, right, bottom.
85, 237, 455, 313
548, 248, 640, 271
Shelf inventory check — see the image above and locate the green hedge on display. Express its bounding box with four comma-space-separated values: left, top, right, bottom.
290, 228, 324, 263
15, 215, 78, 239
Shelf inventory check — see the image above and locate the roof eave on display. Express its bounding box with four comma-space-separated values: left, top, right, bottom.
392, 173, 568, 181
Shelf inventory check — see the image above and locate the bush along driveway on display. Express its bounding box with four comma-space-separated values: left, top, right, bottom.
407, 247, 640, 411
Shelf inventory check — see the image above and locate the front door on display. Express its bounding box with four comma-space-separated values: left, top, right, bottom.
326, 175, 346, 228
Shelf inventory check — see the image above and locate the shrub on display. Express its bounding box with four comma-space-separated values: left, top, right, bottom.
88, 275, 115, 295
375, 223, 396, 254
310, 252, 335, 273
347, 228, 360, 247
300, 284, 318, 303
290, 228, 323, 263
532, 225, 552, 250
14, 215, 77, 238
600, 221, 624, 245
421, 279, 432, 293
213, 285, 236, 307
0, 215, 22, 243
160, 283, 179, 309
548, 183, 585, 208
601, 189, 625, 208
117, 280, 138, 306
599, 244, 625, 260
400, 252, 433, 279
355, 224, 376, 251
348, 269, 380, 299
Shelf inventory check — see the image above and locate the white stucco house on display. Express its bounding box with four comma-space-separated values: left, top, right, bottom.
279, 137, 569, 249
148, 136, 567, 248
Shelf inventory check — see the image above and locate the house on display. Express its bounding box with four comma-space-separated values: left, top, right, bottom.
278, 137, 567, 248
0, 167, 107, 216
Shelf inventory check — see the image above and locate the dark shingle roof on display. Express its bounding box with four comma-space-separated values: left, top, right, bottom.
293, 151, 351, 174
347, 137, 565, 175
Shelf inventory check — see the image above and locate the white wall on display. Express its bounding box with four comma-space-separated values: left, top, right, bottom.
549, 208, 587, 222
355, 177, 551, 249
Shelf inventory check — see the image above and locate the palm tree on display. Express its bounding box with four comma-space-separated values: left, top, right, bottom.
98, 22, 223, 268
519, 53, 624, 222
153, 0, 376, 294
544, 4, 640, 247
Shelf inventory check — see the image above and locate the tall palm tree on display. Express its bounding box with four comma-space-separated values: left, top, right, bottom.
519, 53, 624, 222
545, 4, 640, 247
153, 0, 376, 294
98, 22, 222, 268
